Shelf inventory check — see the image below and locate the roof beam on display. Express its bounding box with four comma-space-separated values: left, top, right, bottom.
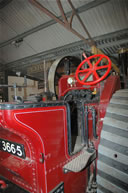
29, 0, 94, 46
4, 28, 128, 72
0, 0, 109, 48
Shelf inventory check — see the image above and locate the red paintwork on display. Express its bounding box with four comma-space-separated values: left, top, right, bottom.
0, 180, 7, 189
58, 74, 120, 151
58, 74, 100, 98
0, 74, 120, 193
75, 54, 112, 85
0, 105, 87, 193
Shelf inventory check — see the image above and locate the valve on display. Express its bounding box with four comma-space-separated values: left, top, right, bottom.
75, 54, 112, 85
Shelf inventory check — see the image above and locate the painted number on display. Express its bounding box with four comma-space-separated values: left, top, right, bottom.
11, 144, 16, 154
2, 141, 6, 151
17, 145, 23, 157
6, 142, 11, 152
2, 141, 22, 157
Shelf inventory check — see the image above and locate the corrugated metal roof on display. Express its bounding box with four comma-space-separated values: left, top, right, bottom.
0, 22, 80, 63
0, 0, 50, 42
0, 17, 17, 43
0, 0, 92, 43
0, 0, 128, 66
73, 0, 128, 37
0, 41, 36, 64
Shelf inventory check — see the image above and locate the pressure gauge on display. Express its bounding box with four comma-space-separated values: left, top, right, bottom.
67, 77, 74, 85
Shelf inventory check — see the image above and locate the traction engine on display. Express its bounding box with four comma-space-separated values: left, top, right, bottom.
0, 54, 127, 193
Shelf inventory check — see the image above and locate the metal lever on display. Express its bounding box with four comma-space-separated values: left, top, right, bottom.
91, 108, 98, 139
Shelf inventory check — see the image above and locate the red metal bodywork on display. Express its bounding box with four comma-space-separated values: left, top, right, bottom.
0, 75, 120, 193
0, 105, 88, 193
59, 74, 120, 144
58, 74, 100, 98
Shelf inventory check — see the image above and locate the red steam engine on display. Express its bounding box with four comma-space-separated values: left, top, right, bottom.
0, 53, 127, 193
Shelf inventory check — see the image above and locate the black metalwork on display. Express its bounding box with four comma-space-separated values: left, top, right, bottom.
91, 108, 98, 139
85, 106, 89, 146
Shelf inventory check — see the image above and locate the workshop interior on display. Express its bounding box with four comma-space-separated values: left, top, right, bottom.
0, 0, 128, 193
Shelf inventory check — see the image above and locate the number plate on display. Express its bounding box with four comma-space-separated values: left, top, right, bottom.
0, 139, 26, 159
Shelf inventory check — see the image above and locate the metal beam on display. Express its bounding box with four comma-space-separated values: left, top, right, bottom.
0, 0, 109, 48
29, 0, 93, 46
67, 0, 95, 45
4, 28, 128, 72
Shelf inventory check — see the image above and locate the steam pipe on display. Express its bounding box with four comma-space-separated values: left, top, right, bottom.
85, 106, 89, 146
81, 103, 86, 144
0, 76, 27, 88
0, 85, 26, 87
44, 60, 47, 93
92, 108, 98, 139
